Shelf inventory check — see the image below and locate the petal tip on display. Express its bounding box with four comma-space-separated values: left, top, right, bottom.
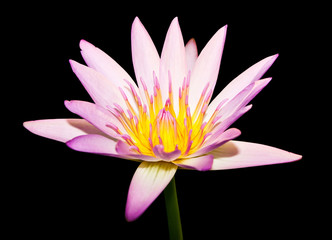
289, 152, 302, 162
68, 59, 78, 70
79, 39, 94, 50
133, 16, 141, 25
64, 100, 71, 109
125, 206, 139, 222
23, 121, 32, 131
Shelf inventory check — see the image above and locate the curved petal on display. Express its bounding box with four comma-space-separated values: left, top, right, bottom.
131, 17, 160, 102
23, 118, 104, 143
80, 40, 138, 110
189, 128, 241, 158
185, 38, 198, 72
115, 140, 159, 162
210, 140, 302, 170
173, 154, 214, 171
69, 60, 135, 112
66, 134, 119, 157
125, 161, 178, 221
65, 100, 125, 139
209, 105, 252, 138
152, 144, 182, 161
215, 78, 271, 123
188, 25, 227, 111
205, 54, 278, 120
160, 17, 187, 113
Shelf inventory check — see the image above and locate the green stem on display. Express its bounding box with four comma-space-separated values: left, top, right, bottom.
164, 177, 183, 240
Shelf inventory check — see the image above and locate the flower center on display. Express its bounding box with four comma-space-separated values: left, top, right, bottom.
108, 71, 222, 158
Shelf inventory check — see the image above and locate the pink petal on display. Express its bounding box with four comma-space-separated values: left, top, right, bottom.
64, 100, 125, 139
69, 60, 134, 112
209, 105, 252, 138
79, 40, 138, 110
206, 78, 271, 134
218, 78, 271, 121
66, 134, 119, 157
185, 38, 198, 72
131, 17, 160, 102
115, 140, 159, 162
23, 118, 103, 143
173, 154, 214, 171
125, 161, 178, 221
160, 17, 187, 113
188, 25, 227, 111
210, 140, 302, 170
152, 145, 182, 161
206, 54, 278, 120
189, 128, 241, 158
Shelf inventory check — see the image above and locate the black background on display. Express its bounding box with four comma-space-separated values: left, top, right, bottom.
9, 2, 317, 239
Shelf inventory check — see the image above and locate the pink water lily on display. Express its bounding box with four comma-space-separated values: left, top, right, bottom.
23, 17, 302, 222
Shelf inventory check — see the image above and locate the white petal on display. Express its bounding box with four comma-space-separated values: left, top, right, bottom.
160, 17, 187, 114
131, 17, 160, 103
185, 38, 198, 72
188, 25, 227, 111
125, 161, 178, 221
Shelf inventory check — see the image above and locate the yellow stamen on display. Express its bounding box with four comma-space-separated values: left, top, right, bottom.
109, 71, 222, 158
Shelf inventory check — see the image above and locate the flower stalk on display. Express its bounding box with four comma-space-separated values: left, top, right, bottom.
164, 177, 183, 240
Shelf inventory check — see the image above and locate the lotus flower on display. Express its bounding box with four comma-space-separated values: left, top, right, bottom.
23, 17, 302, 222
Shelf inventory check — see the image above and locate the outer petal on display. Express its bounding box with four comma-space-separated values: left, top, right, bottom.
173, 154, 214, 171
210, 140, 302, 170
69, 60, 134, 112
185, 38, 198, 72
79, 40, 138, 110
23, 118, 104, 143
152, 144, 182, 161
66, 134, 119, 157
65, 100, 125, 139
160, 17, 187, 113
131, 17, 160, 102
125, 161, 178, 221
189, 25, 227, 111
205, 54, 278, 120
